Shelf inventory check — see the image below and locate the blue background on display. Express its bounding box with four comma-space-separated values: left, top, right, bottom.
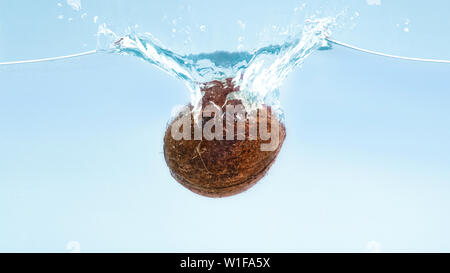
0, 0, 450, 252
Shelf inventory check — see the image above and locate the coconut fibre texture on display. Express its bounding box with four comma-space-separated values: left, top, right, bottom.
163, 79, 286, 198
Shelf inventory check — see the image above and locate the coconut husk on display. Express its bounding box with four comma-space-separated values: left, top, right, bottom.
163, 78, 286, 197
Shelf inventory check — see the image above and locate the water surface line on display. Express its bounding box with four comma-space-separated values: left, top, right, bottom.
326, 38, 450, 64
0, 50, 97, 65
2, 39, 450, 65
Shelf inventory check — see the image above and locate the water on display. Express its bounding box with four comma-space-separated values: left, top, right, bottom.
1, 0, 450, 252
99, 17, 336, 115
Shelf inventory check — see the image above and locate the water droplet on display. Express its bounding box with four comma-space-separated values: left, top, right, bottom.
66, 0, 82, 11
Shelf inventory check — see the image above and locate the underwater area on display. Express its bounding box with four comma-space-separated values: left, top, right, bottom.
0, 0, 450, 252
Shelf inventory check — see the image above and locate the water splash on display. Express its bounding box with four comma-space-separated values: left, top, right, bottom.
231, 18, 335, 112
98, 16, 336, 113
66, 0, 82, 11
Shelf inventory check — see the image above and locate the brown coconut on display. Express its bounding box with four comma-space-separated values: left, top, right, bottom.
163, 78, 286, 197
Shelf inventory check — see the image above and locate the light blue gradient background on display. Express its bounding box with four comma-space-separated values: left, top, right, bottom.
0, 0, 450, 252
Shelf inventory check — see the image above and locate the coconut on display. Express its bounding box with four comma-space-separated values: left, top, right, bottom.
163, 78, 286, 197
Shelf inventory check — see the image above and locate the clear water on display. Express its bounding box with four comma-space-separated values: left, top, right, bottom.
99, 17, 336, 115
1, 0, 450, 253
